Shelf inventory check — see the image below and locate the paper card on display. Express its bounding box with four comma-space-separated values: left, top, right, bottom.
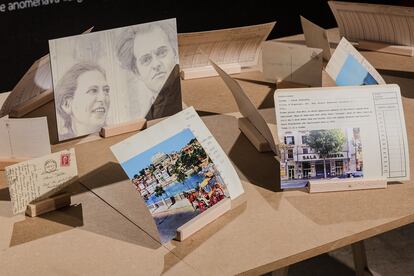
300, 16, 331, 61
178, 22, 275, 70
0, 117, 51, 159
0, 28, 93, 118
262, 41, 323, 87
325, 37, 385, 86
329, 1, 414, 47
111, 107, 243, 243
0, 91, 11, 111
6, 148, 78, 214
209, 60, 279, 155
49, 19, 182, 141
274, 84, 409, 189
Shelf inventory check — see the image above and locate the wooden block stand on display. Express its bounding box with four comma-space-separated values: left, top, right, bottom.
308, 178, 387, 193
238, 117, 273, 153
181, 63, 241, 80
357, 40, 414, 57
100, 118, 147, 138
176, 197, 231, 241
26, 192, 71, 217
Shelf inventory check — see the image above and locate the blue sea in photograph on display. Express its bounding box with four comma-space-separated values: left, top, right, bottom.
146, 174, 205, 205
336, 54, 378, 86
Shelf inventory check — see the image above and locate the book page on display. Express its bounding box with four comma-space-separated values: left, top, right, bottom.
178, 22, 275, 69
0, 117, 51, 159
329, 1, 414, 46
325, 37, 385, 85
300, 16, 331, 61
0, 28, 93, 118
111, 107, 243, 242
6, 149, 78, 214
274, 84, 409, 188
262, 41, 323, 87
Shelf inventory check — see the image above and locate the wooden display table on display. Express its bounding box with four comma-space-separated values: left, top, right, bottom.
0, 28, 413, 275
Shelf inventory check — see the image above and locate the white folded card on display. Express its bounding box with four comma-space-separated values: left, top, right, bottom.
262, 41, 323, 87
111, 106, 243, 243
6, 149, 78, 214
274, 84, 409, 189
300, 16, 331, 61
0, 117, 51, 159
325, 37, 385, 86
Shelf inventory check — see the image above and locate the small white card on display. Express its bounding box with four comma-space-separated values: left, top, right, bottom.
0, 117, 51, 159
6, 149, 78, 214
262, 41, 323, 87
325, 37, 385, 86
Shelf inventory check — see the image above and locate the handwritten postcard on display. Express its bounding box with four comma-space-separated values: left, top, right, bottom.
6, 149, 78, 214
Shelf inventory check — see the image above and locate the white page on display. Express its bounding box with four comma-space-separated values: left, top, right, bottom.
0, 117, 51, 159
6, 148, 78, 214
329, 1, 414, 46
262, 41, 323, 87
300, 16, 331, 61
325, 37, 385, 85
274, 84, 409, 188
178, 22, 275, 69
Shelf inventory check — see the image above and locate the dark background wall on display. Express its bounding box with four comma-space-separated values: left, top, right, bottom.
0, 0, 410, 92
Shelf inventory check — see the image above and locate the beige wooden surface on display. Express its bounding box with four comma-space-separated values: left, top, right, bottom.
0, 29, 413, 275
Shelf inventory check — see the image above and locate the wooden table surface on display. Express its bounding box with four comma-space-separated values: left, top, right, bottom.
1, 29, 413, 275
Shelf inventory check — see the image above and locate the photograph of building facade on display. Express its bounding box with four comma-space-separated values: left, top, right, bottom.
280, 128, 363, 188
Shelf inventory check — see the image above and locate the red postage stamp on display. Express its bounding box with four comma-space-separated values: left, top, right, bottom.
60, 153, 71, 167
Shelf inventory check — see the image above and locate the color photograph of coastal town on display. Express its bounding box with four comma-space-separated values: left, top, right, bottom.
120, 128, 229, 242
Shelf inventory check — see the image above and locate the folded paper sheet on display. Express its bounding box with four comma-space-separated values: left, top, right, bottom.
6, 149, 78, 214
0, 28, 93, 118
178, 22, 275, 71
111, 107, 243, 243
210, 60, 279, 155
329, 1, 414, 47
300, 16, 331, 61
325, 37, 385, 86
274, 84, 409, 189
0, 117, 51, 159
49, 19, 182, 141
262, 41, 323, 87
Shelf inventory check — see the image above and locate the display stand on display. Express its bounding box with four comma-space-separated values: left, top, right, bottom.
99, 118, 147, 138
0, 158, 29, 170
308, 178, 387, 193
181, 63, 241, 80
25, 192, 71, 217
357, 40, 414, 57
238, 117, 273, 152
176, 197, 231, 241
9, 89, 54, 118
321, 70, 336, 87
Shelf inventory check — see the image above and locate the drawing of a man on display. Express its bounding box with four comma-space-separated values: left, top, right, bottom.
116, 20, 182, 120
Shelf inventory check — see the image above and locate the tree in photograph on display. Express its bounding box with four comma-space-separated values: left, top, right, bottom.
307, 129, 346, 178
154, 185, 166, 197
